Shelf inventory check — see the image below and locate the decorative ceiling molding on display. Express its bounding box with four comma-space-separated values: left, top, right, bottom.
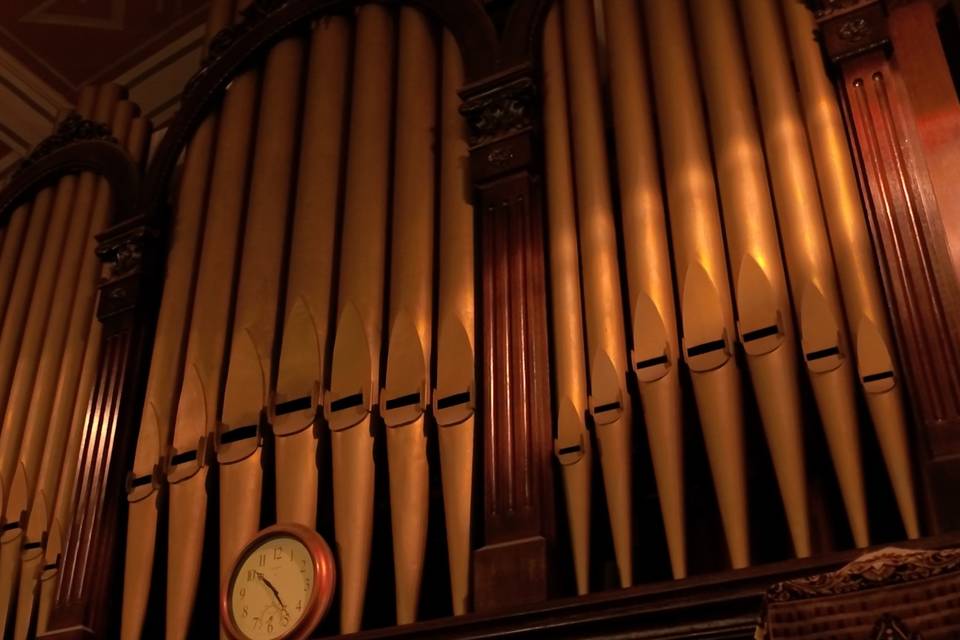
22, 0, 127, 31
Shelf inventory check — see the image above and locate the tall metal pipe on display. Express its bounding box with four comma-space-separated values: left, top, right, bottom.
18, 109, 146, 640
691, 0, 812, 557
434, 29, 476, 615
324, 5, 394, 632
562, 0, 634, 587
0, 204, 30, 323
272, 13, 350, 529
165, 0, 261, 634
120, 1, 236, 635
603, 0, 686, 578
381, 6, 436, 624
782, 0, 919, 539
740, 0, 871, 547
217, 35, 303, 638
643, 0, 750, 568
542, 6, 592, 594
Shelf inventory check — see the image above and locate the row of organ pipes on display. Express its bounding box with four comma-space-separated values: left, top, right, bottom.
119, 0, 477, 638
0, 0, 925, 638
0, 84, 152, 639
546, 0, 919, 594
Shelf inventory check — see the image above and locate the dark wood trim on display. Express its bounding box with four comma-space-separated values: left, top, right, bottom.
822, 2, 960, 534
0, 139, 138, 228
329, 532, 960, 639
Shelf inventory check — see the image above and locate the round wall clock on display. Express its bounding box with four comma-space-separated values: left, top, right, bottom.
222, 523, 336, 640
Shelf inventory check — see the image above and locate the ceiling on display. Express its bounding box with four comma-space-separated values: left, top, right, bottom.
0, 0, 211, 177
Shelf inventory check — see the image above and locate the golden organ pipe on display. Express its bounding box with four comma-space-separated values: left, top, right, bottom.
166, 0, 260, 633
381, 7, 436, 624
690, 0, 811, 558
217, 35, 303, 635
782, 0, 919, 539
739, 0, 871, 547
122, 0, 235, 631
602, 0, 686, 579
324, 5, 394, 632
434, 29, 476, 616
271, 13, 350, 529
0, 98, 134, 638
542, 6, 593, 595
561, 0, 634, 587
0, 204, 30, 322
0, 84, 97, 440
0, 86, 121, 568
643, 0, 750, 569
18, 110, 146, 640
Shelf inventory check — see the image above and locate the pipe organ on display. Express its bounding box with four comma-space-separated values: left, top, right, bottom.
1, 0, 959, 638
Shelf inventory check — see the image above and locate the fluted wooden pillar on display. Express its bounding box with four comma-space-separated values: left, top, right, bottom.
809, 0, 960, 533
463, 70, 555, 611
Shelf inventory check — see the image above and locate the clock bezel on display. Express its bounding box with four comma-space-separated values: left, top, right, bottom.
221, 523, 336, 640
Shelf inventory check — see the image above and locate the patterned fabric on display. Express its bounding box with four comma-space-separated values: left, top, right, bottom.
756, 548, 960, 639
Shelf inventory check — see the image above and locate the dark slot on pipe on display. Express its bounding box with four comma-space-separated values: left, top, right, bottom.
742, 324, 779, 342
330, 392, 364, 412
275, 396, 313, 415
385, 392, 421, 410
437, 390, 470, 409
636, 354, 668, 369
594, 400, 621, 414
687, 339, 726, 357
806, 346, 840, 361
131, 474, 152, 487
220, 424, 258, 444
558, 444, 582, 455
862, 370, 895, 383
170, 449, 198, 465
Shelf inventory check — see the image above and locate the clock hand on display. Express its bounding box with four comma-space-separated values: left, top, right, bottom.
256, 571, 286, 609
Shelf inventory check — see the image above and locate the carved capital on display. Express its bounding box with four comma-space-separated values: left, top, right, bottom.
804, 0, 890, 61
460, 76, 536, 147
95, 222, 160, 320
12, 113, 117, 178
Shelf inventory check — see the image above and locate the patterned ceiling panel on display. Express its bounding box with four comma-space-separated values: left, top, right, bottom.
0, 0, 209, 98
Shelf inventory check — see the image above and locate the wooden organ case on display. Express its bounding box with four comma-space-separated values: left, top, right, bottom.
0, 0, 958, 638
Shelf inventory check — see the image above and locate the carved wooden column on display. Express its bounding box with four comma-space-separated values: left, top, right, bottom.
40, 215, 162, 638
461, 71, 556, 612
813, 0, 960, 532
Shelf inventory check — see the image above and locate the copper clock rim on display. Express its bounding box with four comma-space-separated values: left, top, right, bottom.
220, 522, 337, 640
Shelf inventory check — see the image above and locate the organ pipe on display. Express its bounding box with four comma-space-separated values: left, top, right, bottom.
0, 84, 96, 449
782, 0, 919, 539
0, 84, 122, 637
166, 0, 260, 634
434, 29, 476, 615
602, 0, 686, 579
542, 6, 593, 595
643, 0, 750, 569
271, 13, 350, 529
561, 0, 633, 588
740, 0, 872, 547
324, 5, 394, 632
381, 6, 436, 624
18, 108, 146, 640
691, 0, 811, 558
121, 1, 235, 636
217, 33, 303, 636
0, 204, 29, 323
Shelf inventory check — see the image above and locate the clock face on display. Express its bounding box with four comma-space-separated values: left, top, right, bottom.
228, 535, 315, 640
